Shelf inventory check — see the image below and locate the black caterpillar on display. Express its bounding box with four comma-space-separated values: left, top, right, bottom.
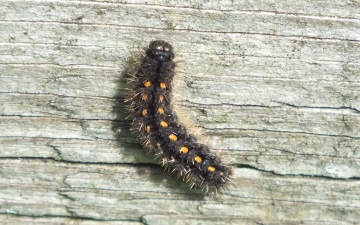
125, 40, 232, 193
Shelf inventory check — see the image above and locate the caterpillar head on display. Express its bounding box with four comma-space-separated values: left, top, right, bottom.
147, 40, 175, 62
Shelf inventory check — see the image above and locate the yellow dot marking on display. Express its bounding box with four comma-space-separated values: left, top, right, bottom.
142, 109, 148, 116
194, 156, 202, 163
144, 81, 151, 87
157, 107, 164, 114
160, 82, 166, 89
180, 146, 189, 154
159, 94, 164, 102
160, 121, 169, 128
208, 166, 216, 172
142, 94, 148, 101
169, 134, 178, 141
145, 126, 151, 133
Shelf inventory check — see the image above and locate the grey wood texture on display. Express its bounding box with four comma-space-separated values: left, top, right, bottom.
0, 0, 359, 224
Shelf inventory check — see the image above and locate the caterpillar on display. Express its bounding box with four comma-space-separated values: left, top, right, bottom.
125, 40, 232, 194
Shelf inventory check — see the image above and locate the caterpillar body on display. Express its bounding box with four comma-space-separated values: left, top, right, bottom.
125, 40, 232, 193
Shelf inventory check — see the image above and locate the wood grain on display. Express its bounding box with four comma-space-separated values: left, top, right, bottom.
0, 0, 359, 224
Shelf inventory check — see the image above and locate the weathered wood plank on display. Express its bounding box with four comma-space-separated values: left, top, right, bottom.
0, 0, 359, 224
0, 159, 359, 224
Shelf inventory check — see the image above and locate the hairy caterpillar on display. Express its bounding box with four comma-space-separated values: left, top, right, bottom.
125, 40, 232, 193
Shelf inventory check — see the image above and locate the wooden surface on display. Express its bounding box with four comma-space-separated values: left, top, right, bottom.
1, 0, 359, 224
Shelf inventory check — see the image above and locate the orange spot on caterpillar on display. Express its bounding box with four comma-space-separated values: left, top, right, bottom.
160, 121, 169, 128
142, 94, 148, 101
169, 133, 178, 141
157, 107, 164, 114
180, 146, 189, 154
208, 166, 216, 172
142, 109, 148, 116
160, 82, 166, 89
144, 81, 151, 87
158, 94, 164, 102
194, 156, 202, 163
